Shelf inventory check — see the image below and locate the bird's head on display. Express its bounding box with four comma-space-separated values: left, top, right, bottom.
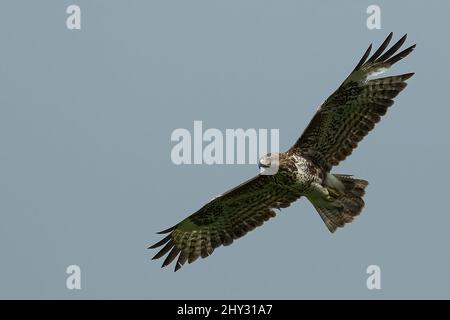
258, 152, 280, 175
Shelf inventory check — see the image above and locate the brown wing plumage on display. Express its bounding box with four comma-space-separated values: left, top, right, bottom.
291, 33, 415, 171
149, 174, 301, 271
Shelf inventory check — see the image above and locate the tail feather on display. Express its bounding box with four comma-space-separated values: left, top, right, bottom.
312, 174, 368, 233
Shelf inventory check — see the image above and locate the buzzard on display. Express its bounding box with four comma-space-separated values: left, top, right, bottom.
150, 33, 415, 271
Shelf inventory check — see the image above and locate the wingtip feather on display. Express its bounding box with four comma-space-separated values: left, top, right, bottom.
375, 34, 408, 63
157, 225, 177, 234
403, 72, 415, 80
162, 247, 181, 267
148, 233, 172, 249
151, 241, 174, 260
353, 43, 372, 72
366, 32, 393, 63
385, 44, 416, 65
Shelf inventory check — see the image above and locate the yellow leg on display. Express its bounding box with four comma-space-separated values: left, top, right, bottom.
327, 187, 340, 199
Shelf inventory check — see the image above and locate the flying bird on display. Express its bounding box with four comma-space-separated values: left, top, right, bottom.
149, 33, 415, 271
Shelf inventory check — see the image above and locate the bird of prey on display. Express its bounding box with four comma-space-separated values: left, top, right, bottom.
150, 33, 415, 271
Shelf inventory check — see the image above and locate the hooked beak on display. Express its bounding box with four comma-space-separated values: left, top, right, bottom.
258, 162, 271, 169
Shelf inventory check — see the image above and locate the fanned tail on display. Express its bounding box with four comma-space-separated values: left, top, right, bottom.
311, 174, 368, 233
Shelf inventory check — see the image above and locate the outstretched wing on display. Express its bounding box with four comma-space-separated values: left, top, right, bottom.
149, 174, 301, 271
290, 33, 415, 171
